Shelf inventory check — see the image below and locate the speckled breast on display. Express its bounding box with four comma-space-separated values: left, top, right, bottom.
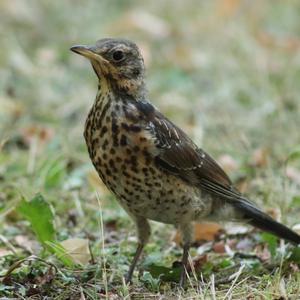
84, 93, 209, 224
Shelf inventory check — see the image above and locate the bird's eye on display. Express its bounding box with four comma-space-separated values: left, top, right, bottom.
112, 50, 124, 62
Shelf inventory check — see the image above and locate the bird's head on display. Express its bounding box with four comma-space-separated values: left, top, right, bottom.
71, 38, 146, 98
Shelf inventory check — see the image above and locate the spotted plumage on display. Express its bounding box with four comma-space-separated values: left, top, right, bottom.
71, 38, 300, 287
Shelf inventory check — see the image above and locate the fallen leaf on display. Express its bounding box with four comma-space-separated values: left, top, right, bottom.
45, 241, 75, 267
60, 238, 91, 266
224, 223, 250, 235
173, 222, 222, 245
213, 240, 225, 253
192, 254, 208, 270
236, 238, 254, 252
196, 241, 213, 255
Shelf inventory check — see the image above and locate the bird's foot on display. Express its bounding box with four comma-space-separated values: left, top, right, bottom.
179, 267, 187, 288
124, 272, 133, 285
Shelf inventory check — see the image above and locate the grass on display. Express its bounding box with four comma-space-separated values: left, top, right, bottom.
1, 0, 300, 298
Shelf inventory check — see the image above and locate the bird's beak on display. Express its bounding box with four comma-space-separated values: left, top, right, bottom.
70, 44, 108, 63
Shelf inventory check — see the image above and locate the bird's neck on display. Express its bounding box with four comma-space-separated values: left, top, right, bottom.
95, 76, 147, 104
116, 77, 147, 100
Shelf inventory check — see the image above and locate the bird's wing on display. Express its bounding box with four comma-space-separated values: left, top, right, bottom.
129, 103, 300, 244
148, 110, 240, 197
125, 99, 240, 199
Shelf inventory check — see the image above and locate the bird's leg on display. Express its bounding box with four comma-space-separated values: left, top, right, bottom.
178, 223, 193, 288
125, 217, 150, 284
125, 243, 144, 284
179, 242, 190, 287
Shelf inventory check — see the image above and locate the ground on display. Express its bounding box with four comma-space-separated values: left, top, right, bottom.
1, 0, 300, 299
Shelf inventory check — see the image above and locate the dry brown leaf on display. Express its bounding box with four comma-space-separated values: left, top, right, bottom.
173, 222, 222, 245
190, 254, 208, 271
193, 223, 223, 241
213, 240, 225, 253
60, 238, 91, 266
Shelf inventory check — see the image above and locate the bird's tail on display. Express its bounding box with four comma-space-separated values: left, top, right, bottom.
233, 198, 300, 245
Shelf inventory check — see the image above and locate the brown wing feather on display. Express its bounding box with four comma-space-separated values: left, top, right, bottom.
152, 111, 233, 189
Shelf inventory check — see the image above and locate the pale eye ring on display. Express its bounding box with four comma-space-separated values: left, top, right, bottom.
112, 50, 124, 62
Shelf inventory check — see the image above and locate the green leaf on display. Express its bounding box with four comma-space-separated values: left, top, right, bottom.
147, 264, 181, 282
201, 261, 214, 276
140, 272, 161, 291
291, 196, 300, 208
218, 258, 232, 269
287, 149, 300, 163
16, 194, 56, 246
260, 232, 278, 258
288, 247, 300, 264
45, 241, 75, 267
38, 157, 66, 189
45, 159, 66, 188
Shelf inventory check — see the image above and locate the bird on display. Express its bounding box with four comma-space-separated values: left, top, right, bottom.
70, 38, 300, 287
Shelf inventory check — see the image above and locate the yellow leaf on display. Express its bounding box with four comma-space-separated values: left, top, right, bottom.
60, 238, 91, 266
